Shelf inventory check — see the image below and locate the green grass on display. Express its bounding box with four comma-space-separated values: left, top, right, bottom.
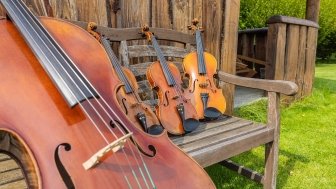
206, 63, 336, 188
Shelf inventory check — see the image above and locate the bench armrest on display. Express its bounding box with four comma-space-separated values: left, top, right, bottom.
217, 71, 298, 96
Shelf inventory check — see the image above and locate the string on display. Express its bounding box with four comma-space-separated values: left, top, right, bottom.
13, 1, 151, 188
150, 35, 184, 97
5, 1, 136, 188
7, 0, 154, 188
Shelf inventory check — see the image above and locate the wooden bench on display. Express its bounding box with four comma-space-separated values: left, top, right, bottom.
0, 21, 297, 189
71, 21, 297, 189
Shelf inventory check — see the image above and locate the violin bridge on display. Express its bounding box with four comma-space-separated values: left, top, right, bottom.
83, 133, 133, 170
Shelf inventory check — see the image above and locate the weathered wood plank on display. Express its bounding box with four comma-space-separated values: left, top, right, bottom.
127, 45, 190, 58
264, 92, 281, 189
0, 4, 6, 17
49, 0, 77, 20
0, 179, 27, 189
70, 21, 196, 44
22, 0, 47, 16
172, 0, 193, 33
0, 159, 20, 174
237, 55, 267, 66
129, 61, 184, 77
173, 119, 254, 146
75, 0, 108, 26
306, 0, 321, 22
303, 27, 318, 95
185, 126, 274, 167
265, 23, 287, 80
180, 123, 265, 153
217, 71, 298, 96
203, 0, 222, 61
296, 26, 307, 99
220, 0, 240, 115
267, 15, 319, 28
283, 25, 300, 103
171, 117, 241, 141
0, 166, 25, 185
193, 0, 203, 26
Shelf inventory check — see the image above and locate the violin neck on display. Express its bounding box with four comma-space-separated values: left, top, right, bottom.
100, 37, 133, 94
195, 30, 207, 75
1, 0, 97, 107
150, 35, 176, 86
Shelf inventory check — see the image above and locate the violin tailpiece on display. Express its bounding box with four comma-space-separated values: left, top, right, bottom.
200, 93, 209, 110
136, 112, 148, 132
176, 103, 185, 123
82, 133, 132, 170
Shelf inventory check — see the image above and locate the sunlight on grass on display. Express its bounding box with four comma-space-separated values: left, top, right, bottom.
206, 64, 336, 188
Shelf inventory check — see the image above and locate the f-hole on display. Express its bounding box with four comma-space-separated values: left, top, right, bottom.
54, 143, 75, 189
112, 119, 156, 157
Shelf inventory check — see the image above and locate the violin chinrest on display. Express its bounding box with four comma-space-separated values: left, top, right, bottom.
204, 107, 222, 120
183, 118, 200, 133
147, 124, 165, 135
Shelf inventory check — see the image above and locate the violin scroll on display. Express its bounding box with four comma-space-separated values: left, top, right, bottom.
87, 22, 101, 41
141, 25, 153, 42
187, 18, 204, 34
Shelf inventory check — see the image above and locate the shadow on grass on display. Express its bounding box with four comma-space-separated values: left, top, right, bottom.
206, 148, 309, 189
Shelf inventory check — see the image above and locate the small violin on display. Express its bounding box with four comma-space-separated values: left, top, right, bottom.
183, 19, 226, 119
87, 22, 164, 135
142, 26, 200, 135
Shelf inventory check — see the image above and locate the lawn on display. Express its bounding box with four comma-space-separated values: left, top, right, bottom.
206, 63, 336, 188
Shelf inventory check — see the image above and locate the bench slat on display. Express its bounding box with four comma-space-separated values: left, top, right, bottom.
128, 45, 190, 58
180, 123, 265, 153
129, 61, 184, 77
188, 126, 274, 167
173, 119, 255, 146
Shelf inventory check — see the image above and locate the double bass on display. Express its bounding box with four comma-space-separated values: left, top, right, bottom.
0, 0, 215, 188
87, 22, 164, 135
183, 19, 226, 119
142, 26, 200, 135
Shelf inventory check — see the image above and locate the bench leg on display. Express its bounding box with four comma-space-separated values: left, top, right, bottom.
264, 92, 280, 189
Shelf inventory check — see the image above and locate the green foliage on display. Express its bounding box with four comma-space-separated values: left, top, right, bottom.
239, 0, 306, 29
240, 0, 336, 59
207, 63, 336, 188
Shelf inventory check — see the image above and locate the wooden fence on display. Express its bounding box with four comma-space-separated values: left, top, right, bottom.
0, 0, 241, 114
0, 0, 226, 64
237, 28, 267, 78
237, 16, 319, 101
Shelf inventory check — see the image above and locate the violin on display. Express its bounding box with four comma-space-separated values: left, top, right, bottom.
142, 26, 200, 135
87, 22, 164, 135
183, 19, 226, 119
0, 1, 215, 188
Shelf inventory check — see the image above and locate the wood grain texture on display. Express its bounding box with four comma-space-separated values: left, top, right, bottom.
267, 15, 319, 28
296, 26, 307, 99
221, 0, 240, 115
49, 0, 77, 20
306, 0, 320, 22
303, 27, 318, 95
265, 23, 286, 80
264, 92, 280, 189
283, 25, 300, 103
217, 71, 298, 96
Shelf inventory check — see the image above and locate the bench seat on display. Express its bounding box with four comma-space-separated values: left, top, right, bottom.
171, 116, 271, 167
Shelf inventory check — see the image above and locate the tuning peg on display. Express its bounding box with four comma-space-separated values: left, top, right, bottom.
192, 18, 199, 26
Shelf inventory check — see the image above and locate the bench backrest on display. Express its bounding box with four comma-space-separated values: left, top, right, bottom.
72, 21, 197, 105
